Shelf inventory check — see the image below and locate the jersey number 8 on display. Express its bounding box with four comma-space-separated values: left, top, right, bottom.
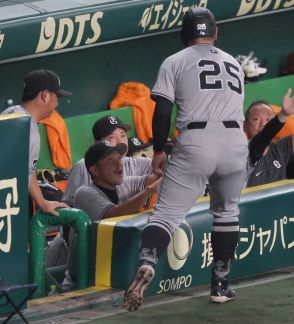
198, 59, 242, 95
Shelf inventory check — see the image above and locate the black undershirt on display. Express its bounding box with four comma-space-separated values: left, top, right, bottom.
95, 184, 118, 204
152, 95, 174, 152
249, 115, 285, 165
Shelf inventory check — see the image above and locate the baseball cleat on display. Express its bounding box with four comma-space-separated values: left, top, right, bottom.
123, 264, 155, 311
210, 276, 235, 303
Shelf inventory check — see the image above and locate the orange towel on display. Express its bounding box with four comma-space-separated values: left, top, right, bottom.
39, 111, 72, 169
52, 180, 68, 193
110, 82, 155, 144
271, 104, 294, 140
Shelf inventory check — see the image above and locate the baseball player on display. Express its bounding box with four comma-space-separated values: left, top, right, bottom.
62, 116, 153, 207
1, 69, 71, 216
124, 8, 248, 311
47, 115, 153, 269
63, 141, 161, 291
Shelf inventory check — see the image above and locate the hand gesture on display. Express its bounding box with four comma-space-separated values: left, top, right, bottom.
152, 151, 167, 173
281, 88, 294, 117
146, 177, 162, 195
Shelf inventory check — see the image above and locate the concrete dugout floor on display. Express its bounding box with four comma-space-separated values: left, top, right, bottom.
2, 267, 294, 324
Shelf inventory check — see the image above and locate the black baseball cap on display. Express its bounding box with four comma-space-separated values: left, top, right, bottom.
127, 137, 151, 157
92, 115, 131, 141
85, 141, 128, 171
23, 69, 72, 97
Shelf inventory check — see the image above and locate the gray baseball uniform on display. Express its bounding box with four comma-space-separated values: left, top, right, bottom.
67, 175, 148, 280
123, 9, 248, 310
1, 105, 40, 182
62, 156, 152, 206
149, 44, 248, 236
74, 175, 148, 221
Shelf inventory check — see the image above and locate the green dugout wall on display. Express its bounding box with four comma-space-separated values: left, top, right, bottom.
0, 0, 293, 118
0, 115, 30, 315
93, 181, 294, 296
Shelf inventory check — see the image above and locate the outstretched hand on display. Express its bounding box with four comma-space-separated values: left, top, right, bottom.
279, 88, 294, 120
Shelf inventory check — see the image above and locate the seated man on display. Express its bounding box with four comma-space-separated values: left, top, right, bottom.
244, 88, 294, 187
62, 115, 153, 207
75, 141, 161, 220
63, 141, 161, 290
47, 116, 154, 267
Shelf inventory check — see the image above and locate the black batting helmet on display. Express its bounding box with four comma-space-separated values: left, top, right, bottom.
181, 7, 216, 46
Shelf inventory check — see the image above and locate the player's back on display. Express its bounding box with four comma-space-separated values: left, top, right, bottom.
166, 45, 245, 128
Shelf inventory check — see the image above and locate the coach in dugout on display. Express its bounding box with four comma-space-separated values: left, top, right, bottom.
1, 69, 70, 216
62, 140, 161, 291
244, 88, 294, 187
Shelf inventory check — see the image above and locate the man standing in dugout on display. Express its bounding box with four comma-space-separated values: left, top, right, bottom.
124, 8, 248, 311
1, 69, 71, 216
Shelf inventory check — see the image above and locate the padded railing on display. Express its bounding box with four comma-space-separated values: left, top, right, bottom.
29, 208, 91, 298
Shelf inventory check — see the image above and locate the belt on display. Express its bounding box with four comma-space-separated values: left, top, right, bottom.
187, 120, 239, 129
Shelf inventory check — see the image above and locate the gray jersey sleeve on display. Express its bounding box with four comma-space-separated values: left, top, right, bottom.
117, 175, 148, 202
74, 175, 147, 220
62, 159, 92, 206
1, 105, 40, 182
152, 57, 176, 103
74, 184, 114, 221
122, 157, 153, 177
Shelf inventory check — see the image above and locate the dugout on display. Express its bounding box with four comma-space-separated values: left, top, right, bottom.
0, 0, 294, 305
0, 0, 293, 119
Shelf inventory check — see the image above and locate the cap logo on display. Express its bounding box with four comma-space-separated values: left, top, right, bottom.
197, 23, 206, 30
103, 141, 112, 147
57, 76, 61, 87
108, 116, 118, 125
131, 138, 142, 146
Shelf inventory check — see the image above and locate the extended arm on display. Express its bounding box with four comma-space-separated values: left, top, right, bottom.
249, 88, 294, 164
103, 175, 161, 219
152, 95, 174, 172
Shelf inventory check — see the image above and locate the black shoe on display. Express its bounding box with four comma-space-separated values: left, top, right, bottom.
210, 276, 235, 303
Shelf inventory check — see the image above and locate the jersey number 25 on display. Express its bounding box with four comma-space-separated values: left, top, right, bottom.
198, 59, 242, 95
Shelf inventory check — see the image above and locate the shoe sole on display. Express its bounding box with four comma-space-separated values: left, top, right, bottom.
123, 265, 155, 312
210, 295, 235, 303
